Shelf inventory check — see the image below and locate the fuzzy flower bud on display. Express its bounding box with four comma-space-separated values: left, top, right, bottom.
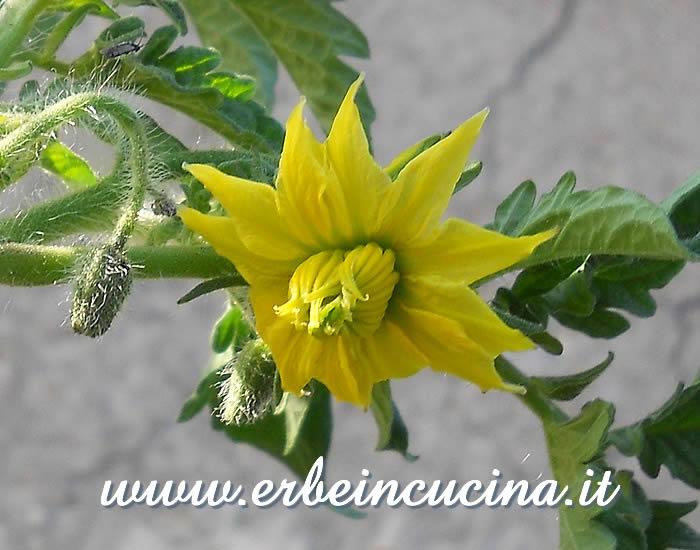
70, 244, 132, 337
218, 339, 280, 426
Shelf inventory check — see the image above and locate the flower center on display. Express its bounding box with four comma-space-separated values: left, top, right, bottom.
274, 243, 399, 337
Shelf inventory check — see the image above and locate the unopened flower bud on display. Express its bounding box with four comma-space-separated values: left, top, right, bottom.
218, 339, 280, 426
70, 245, 132, 337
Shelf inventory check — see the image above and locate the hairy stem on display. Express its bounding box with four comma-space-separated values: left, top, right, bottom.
0, 243, 243, 286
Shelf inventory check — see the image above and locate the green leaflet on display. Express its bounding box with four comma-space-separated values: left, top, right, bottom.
491, 179, 537, 235
369, 381, 417, 461
497, 172, 693, 265
110, 0, 187, 34
490, 172, 691, 342
645, 499, 700, 549
210, 305, 252, 353
533, 352, 614, 401
181, 0, 374, 134
607, 375, 700, 489
544, 400, 617, 550
39, 140, 97, 188
64, 19, 284, 153
179, 354, 332, 481
597, 473, 700, 550
217, 383, 332, 481
595, 472, 651, 550
661, 169, 700, 254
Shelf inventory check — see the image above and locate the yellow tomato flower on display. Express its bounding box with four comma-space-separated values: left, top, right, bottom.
179, 76, 555, 407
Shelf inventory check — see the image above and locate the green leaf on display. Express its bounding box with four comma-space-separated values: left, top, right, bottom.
661, 170, 700, 246
608, 377, 700, 489
369, 381, 417, 461
545, 399, 617, 550
39, 140, 97, 188
508, 172, 693, 267
596, 473, 700, 550
595, 471, 651, 550
512, 257, 584, 299
211, 306, 251, 353
646, 499, 700, 550
533, 352, 614, 401
490, 287, 563, 354
528, 331, 564, 355
213, 381, 332, 480
95, 15, 146, 48
492, 179, 537, 235
553, 308, 630, 339
112, 0, 188, 34
181, 0, 374, 133
542, 268, 596, 317
179, 358, 334, 485
70, 20, 284, 152
177, 362, 226, 423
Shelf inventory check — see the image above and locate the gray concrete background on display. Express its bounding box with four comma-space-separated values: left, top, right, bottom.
2, 1, 700, 548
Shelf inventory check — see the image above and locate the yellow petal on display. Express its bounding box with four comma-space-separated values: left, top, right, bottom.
397, 218, 557, 284
392, 299, 524, 394
325, 75, 390, 239
251, 282, 372, 405
364, 315, 426, 381
275, 99, 349, 248
376, 109, 488, 245
178, 208, 297, 283
183, 163, 309, 263
398, 274, 534, 356
250, 280, 317, 392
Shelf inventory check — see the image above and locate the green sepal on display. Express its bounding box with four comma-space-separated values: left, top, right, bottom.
210, 305, 252, 353
176, 276, 245, 305
369, 381, 417, 461
384, 133, 441, 180
453, 161, 483, 194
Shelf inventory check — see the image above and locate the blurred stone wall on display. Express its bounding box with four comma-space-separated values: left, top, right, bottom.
1, 1, 699, 548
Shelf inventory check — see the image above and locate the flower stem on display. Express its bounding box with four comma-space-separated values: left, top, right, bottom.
495, 356, 568, 424
0, 243, 244, 286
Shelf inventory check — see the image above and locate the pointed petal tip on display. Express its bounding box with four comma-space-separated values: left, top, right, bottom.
470, 107, 489, 129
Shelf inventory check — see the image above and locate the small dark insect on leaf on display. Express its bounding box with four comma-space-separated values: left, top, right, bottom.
100, 41, 142, 59
151, 197, 177, 217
